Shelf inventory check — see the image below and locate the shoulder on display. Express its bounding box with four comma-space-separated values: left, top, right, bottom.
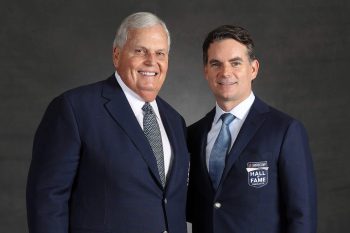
187, 108, 215, 136
156, 97, 187, 139
50, 76, 116, 108
43, 77, 113, 117
156, 96, 185, 122
255, 97, 307, 133
61, 78, 109, 100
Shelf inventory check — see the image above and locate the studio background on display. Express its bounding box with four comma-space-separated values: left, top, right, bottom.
1, 0, 349, 232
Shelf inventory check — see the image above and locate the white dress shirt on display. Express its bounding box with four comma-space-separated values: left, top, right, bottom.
206, 92, 255, 170
115, 72, 172, 177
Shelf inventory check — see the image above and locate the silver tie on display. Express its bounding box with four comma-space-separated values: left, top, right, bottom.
142, 102, 165, 187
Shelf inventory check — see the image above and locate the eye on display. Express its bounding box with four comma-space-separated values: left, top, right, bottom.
156, 51, 166, 57
231, 61, 241, 67
210, 62, 220, 68
134, 48, 146, 55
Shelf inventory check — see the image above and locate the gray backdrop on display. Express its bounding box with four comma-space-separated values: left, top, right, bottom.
1, 0, 349, 232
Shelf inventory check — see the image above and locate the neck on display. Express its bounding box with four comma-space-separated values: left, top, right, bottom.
217, 101, 239, 112
217, 92, 252, 112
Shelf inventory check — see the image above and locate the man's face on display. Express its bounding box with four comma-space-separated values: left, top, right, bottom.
113, 24, 169, 102
204, 39, 259, 111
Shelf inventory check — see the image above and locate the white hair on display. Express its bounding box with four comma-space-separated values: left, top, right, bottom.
113, 12, 170, 50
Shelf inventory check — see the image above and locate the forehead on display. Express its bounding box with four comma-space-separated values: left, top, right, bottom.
126, 25, 168, 49
207, 39, 249, 59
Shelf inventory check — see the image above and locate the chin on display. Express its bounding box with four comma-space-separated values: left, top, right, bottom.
139, 85, 157, 92
139, 90, 159, 101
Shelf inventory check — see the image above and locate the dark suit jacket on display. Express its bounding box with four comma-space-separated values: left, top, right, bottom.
187, 97, 317, 233
27, 76, 189, 233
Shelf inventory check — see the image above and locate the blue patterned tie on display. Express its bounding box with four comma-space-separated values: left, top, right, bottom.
209, 113, 235, 190
142, 102, 166, 187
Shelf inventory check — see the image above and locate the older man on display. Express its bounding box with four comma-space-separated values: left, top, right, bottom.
27, 12, 189, 233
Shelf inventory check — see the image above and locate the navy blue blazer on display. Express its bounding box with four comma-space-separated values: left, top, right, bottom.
187, 97, 317, 233
27, 76, 189, 233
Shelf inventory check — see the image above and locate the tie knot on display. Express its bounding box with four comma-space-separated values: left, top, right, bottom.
221, 113, 235, 125
142, 102, 153, 114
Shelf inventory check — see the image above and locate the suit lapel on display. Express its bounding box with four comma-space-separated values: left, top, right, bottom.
217, 98, 269, 193
101, 76, 163, 187
199, 108, 216, 194
157, 99, 177, 188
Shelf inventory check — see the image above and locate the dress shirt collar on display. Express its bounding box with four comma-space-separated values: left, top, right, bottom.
115, 71, 161, 119
213, 92, 255, 123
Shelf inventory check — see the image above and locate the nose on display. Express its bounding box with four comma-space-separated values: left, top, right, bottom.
221, 64, 232, 78
144, 52, 156, 66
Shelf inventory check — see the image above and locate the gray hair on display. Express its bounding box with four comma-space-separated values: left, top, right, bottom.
113, 12, 170, 50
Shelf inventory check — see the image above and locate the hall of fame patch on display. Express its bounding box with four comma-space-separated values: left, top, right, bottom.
246, 161, 269, 188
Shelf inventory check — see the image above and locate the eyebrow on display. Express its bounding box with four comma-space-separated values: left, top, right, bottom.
133, 46, 168, 53
156, 48, 168, 53
229, 57, 243, 62
208, 59, 221, 64
208, 56, 243, 64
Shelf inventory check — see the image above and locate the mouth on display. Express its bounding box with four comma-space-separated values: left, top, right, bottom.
217, 79, 237, 85
138, 71, 158, 76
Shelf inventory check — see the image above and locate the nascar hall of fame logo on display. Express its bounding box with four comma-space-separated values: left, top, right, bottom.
246, 161, 269, 188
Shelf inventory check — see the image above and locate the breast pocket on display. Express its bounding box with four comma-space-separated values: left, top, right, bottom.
239, 151, 275, 189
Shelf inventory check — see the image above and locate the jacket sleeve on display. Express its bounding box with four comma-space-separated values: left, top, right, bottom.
26, 94, 81, 233
279, 120, 317, 233
186, 124, 196, 224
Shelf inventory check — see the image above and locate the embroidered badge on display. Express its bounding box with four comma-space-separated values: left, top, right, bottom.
246, 161, 269, 188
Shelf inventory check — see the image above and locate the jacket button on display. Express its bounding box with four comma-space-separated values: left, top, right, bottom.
163, 231, 168, 233
214, 202, 221, 209
164, 198, 167, 204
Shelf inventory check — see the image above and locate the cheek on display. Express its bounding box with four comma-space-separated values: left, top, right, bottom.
242, 78, 253, 89
204, 70, 215, 81
160, 61, 168, 72
208, 79, 218, 89
209, 75, 218, 84
124, 56, 143, 69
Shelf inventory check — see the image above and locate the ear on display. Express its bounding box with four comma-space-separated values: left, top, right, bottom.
250, 59, 259, 81
112, 47, 121, 69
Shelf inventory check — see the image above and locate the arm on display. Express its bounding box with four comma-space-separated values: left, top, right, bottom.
26, 94, 81, 233
186, 124, 195, 224
279, 120, 317, 233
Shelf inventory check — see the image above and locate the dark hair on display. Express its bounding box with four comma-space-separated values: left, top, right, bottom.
202, 25, 256, 64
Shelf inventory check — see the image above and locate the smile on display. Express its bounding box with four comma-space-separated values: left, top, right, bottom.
217, 80, 237, 85
138, 71, 158, 76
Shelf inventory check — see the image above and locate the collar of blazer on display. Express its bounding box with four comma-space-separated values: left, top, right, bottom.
101, 75, 177, 190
